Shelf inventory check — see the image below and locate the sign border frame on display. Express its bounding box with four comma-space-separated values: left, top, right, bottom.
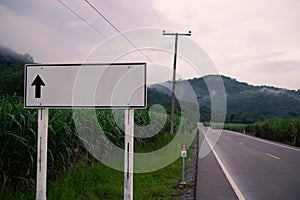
24, 63, 147, 109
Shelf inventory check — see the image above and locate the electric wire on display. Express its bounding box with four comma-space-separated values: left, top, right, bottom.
56, 0, 108, 39
84, 0, 153, 63
56, 0, 139, 61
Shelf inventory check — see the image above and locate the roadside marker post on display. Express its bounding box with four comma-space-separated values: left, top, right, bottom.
24, 63, 146, 200
181, 144, 187, 185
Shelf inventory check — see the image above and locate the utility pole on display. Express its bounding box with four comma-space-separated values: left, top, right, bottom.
163, 30, 191, 134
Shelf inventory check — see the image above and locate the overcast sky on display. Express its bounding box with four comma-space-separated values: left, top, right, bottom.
0, 0, 299, 90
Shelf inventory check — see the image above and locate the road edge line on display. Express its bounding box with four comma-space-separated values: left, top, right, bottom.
201, 127, 246, 200
227, 130, 300, 152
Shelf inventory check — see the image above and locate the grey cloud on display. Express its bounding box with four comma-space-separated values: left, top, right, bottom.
0, 0, 299, 90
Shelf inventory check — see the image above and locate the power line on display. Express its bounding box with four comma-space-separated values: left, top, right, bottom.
56, 0, 140, 62
56, 0, 108, 39
84, 0, 153, 63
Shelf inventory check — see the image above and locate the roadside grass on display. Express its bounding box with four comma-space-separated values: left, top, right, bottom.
134, 159, 183, 200
3, 132, 190, 200
223, 123, 247, 133
203, 119, 300, 147
13, 158, 183, 200
0, 95, 197, 199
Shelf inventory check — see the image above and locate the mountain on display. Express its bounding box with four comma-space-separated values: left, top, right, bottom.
150, 75, 300, 122
1, 45, 299, 123
0, 45, 34, 96
0, 45, 34, 71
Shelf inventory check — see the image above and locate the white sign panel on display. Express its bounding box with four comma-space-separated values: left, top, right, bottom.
25, 63, 146, 108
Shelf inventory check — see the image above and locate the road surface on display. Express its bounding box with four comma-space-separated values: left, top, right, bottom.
196, 124, 300, 200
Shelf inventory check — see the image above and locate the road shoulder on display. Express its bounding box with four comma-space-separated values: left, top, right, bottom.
196, 131, 238, 200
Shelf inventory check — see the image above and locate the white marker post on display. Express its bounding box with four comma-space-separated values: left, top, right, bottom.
124, 109, 134, 200
36, 108, 48, 200
181, 144, 187, 185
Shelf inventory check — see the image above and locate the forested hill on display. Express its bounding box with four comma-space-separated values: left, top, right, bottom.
150, 75, 300, 122
0, 45, 34, 72
1, 45, 300, 123
0, 45, 34, 96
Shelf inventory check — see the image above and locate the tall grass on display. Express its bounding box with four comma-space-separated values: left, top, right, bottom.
1, 95, 197, 197
0, 95, 88, 195
0, 96, 131, 194
4, 132, 185, 200
246, 118, 300, 146
0, 95, 38, 193
204, 119, 300, 147
204, 122, 247, 133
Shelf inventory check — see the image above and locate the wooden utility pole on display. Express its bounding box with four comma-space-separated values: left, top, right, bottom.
163, 30, 191, 134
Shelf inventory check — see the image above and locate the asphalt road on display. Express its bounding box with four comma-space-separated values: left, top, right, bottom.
196, 124, 300, 200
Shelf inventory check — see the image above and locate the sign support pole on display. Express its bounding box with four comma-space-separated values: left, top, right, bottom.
36, 108, 49, 200
124, 109, 134, 200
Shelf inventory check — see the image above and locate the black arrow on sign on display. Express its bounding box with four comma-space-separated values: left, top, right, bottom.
31, 75, 45, 98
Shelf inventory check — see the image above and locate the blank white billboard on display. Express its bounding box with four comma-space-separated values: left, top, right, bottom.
25, 63, 146, 108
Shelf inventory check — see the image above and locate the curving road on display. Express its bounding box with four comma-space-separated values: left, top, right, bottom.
196, 124, 300, 200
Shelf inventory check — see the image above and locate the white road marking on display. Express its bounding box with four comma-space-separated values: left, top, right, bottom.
200, 127, 246, 200
225, 130, 300, 152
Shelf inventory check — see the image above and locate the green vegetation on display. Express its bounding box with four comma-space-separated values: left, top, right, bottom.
0, 46, 198, 199
1, 45, 300, 199
152, 75, 300, 123
1, 46, 300, 124
0, 94, 195, 199
206, 122, 247, 133
223, 123, 247, 132
0, 95, 85, 196
246, 118, 300, 147
147, 88, 178, 111
0, 45, 34, 96
2, 134, 186, 200
204, 119, 300, 147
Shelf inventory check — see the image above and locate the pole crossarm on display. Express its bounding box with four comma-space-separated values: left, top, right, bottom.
162, 31, 191, 36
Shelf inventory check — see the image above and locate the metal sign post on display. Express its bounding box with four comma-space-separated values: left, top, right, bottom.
124, 109, 134, 200
36, 108, 49, 200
